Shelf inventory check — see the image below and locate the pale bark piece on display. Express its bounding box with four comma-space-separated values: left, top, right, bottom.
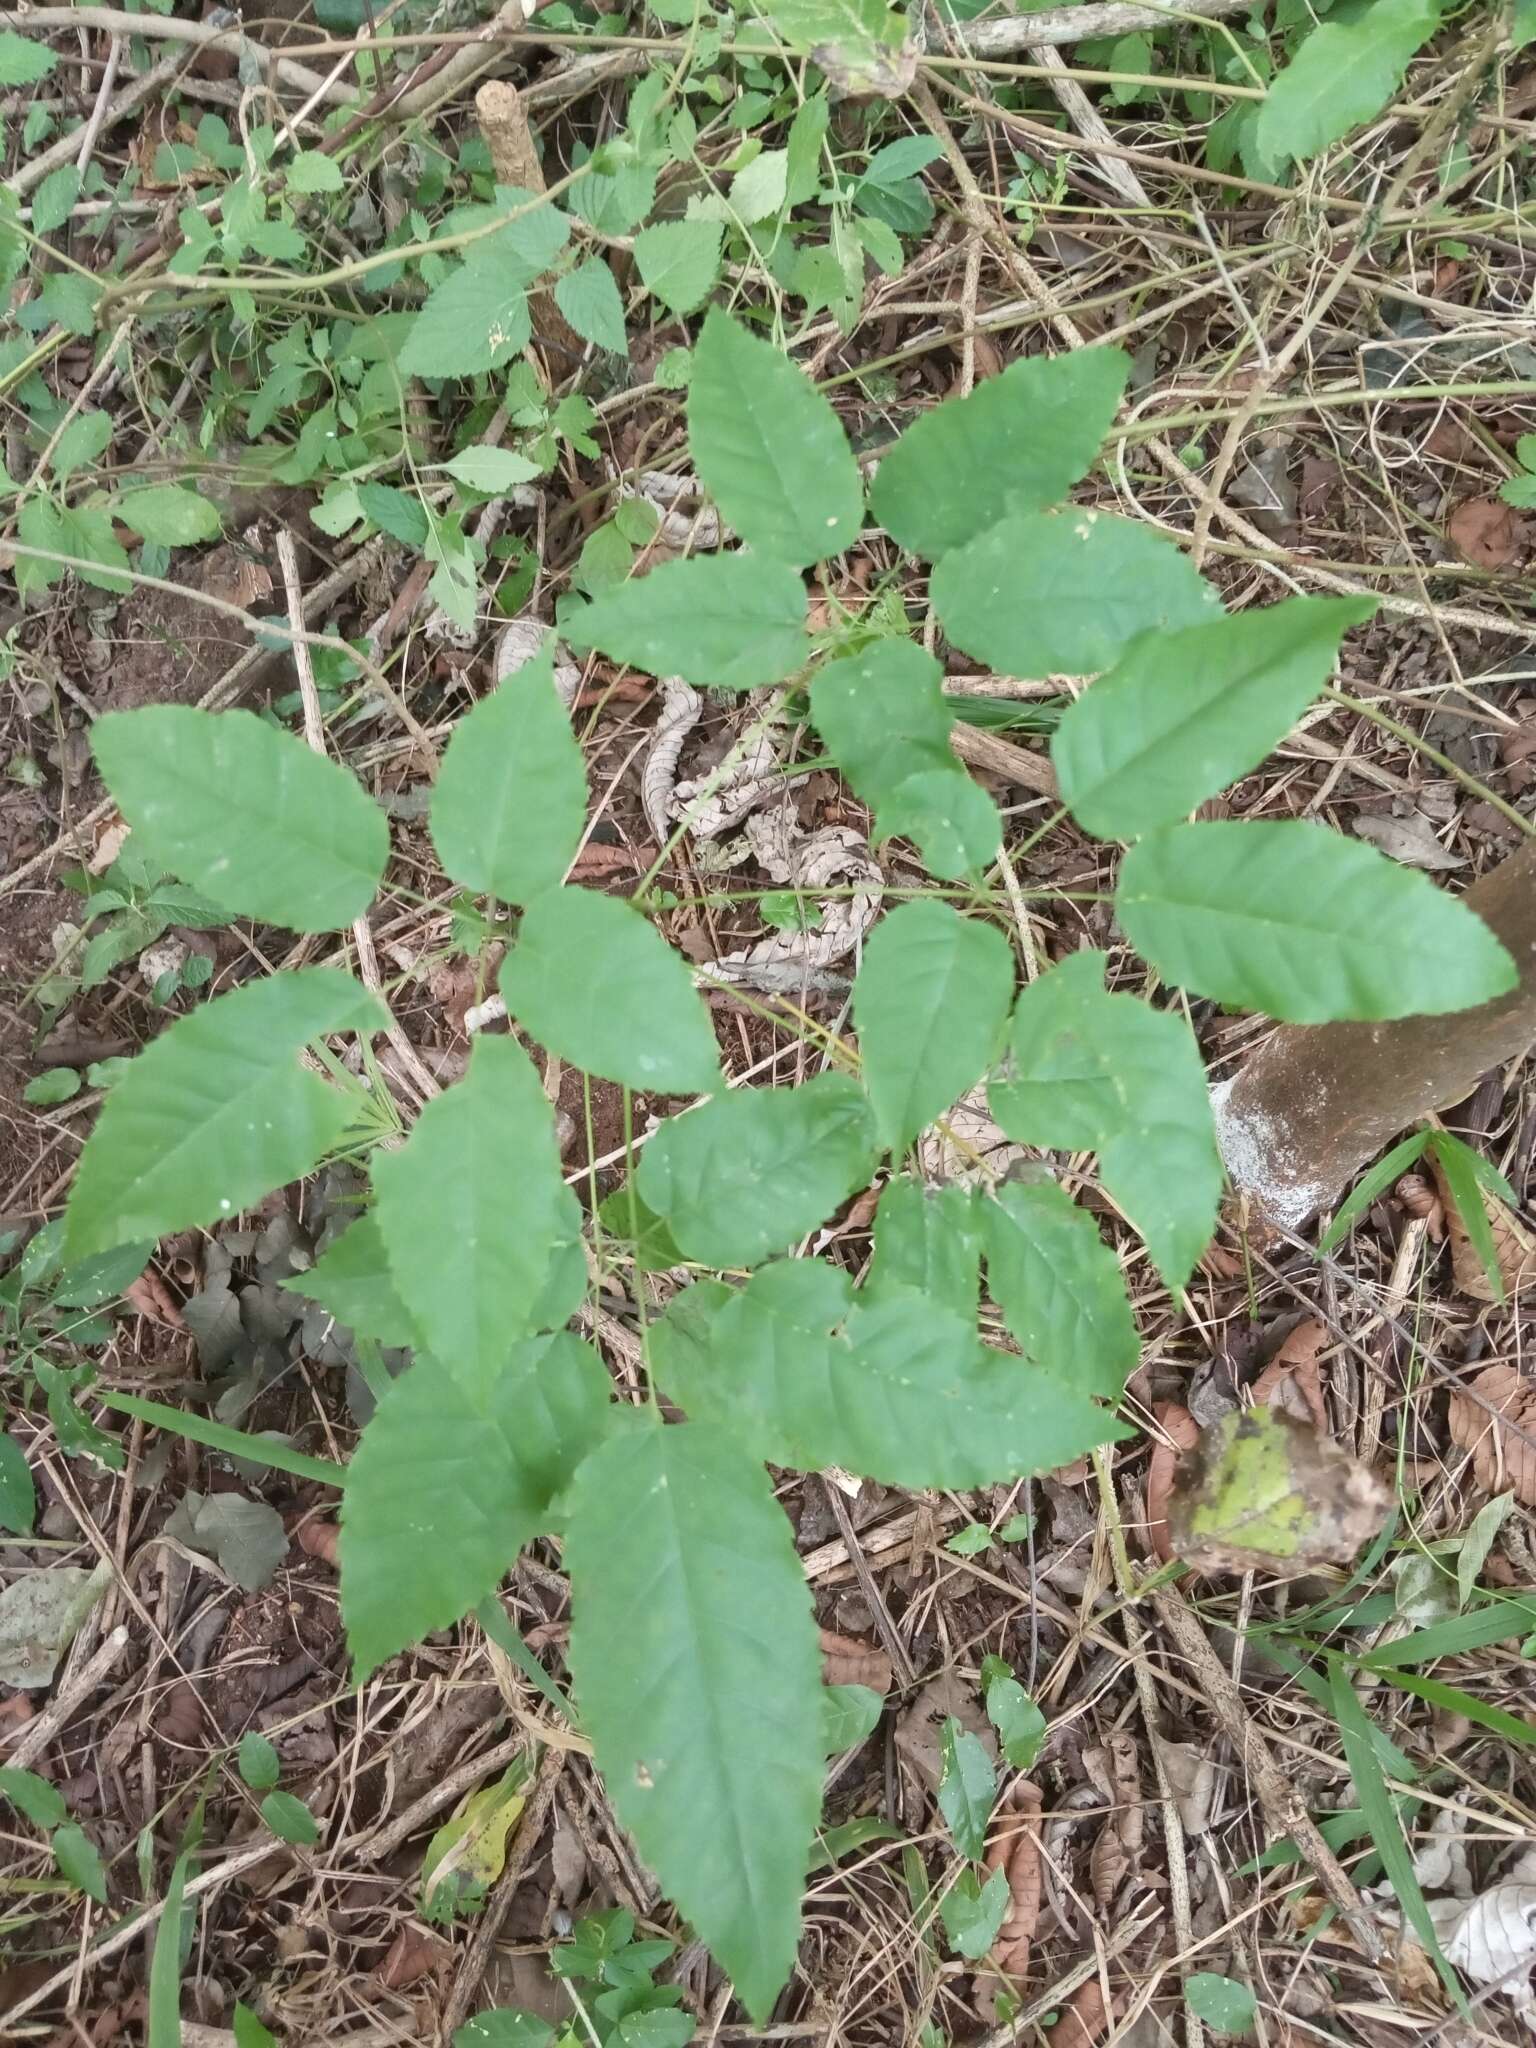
1448, 1365, 1536, 1506
1216, 842, 1536, 1230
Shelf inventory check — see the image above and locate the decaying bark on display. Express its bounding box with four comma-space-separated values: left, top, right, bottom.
1216, 839, 1536, 1228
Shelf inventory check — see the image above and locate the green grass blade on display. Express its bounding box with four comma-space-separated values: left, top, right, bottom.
101, 1394, 346, 1488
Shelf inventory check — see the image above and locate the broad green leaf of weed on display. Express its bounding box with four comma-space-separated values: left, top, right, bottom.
372, 1034, 585, 1382
751, 0, 907, 58
563, 553, 808, 689
688, 310, 863, 567
655, 1258, 1127, 1487
287, 149, 343, 193
983, 1672, 1046, 1770
875, 769, 1001, 880
233, 2005, 278, 2048
0, 1764, 67, 1828
1317, 1130, 1431, 1253
65, 970, 384, 1260
421, 1759, 529, 1921
1116, 822, 1517, 1023
92, 707, 389, 932
596, 1185, 686, 1274
454, 2013, 555, 2048
555, 258, 629, 355
1253, 0, 1445, 171
822, 1683, 884, 1752
430, 640, 588, 904
238, 1731, 280, 1791
632, 220, 723, 315
989, 950, 1221, 1291
356, 481, 428, 547
341, 1336, 612, 1678
401, 257, 532, 378
165, 1491, 288, 1592
115, 486, 222, 547
939, 1865, 1008, 1960
870, 346, 1129, 559
33, 164, 80, 236
931, 510, 1220, 676
636, 1073, 876, 1267
566, 1421, 822, 2022
854, 901, 1013, 1153
1052, 595, 1376, 841
281, 1211, 419, 1348
440, 446, 543, 493
1455, 1492, 1515, 1611
1184, 1974, 1257, 2039
500, 886, 721, 1094
937, 1717, 994, 1861
1427, 1130, 1508, 1302
980, 1180, 1139, 1402
51, 1821, 108, 1903
865, 1179, 981, 1320
727, 148, 789, 223
49, 409, 112, 482
261, 1790, 320, 1845
0, 30, 57, 82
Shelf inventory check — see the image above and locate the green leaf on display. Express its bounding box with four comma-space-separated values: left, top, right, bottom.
1317, 1130, 1430, 1253
401, 260, 531, 378
0, 1764, 67, 1829
500, 887, 721, 1094
939, 1865, 1009, 1961
24, 1068, 80, 1105
597, 1185, 685, 1273
989, 950, 1222, 1291
870, 347, 1129, 560
261, 1790, 320, 1845
854, 902, 1013, 1152
431, 640, 588, 903
0, 1435, 36, 1535
754, 0, 906, 57
115, 486, 223, 547
728, 147, 788, 223
0, 32, 58, 83
356, 481, 428, 547
1115, 822, 1518, 1023
1455, 1492, 1514, 1612
687, 310, 863, 567
33, 164, 80, 237
931, 510, 1220, 676
565, 1421, 823, 2025
287, 149, 344, 193
281, 1211, 418, 1347
52, 1821, 108, 1903
822, 1683, 884, 1752
341, 1336, 612, 1679
656, 1258, 1128, 1488
1052, 596, 1376, 841
238, 1731, 281, 1791
1184, 1974, 1257, 2039
980, 1179, 1138, 1402
372, 1034, 585, 1384
866, 1178, 980, 1319
50, 409, 112, 482
946, 1523, 992, 1556
637, 1074, 876, 1267
1427, 1130, 1505, 1304
563, 554, 808, 690
455, 2015, 555, 2048
555, 258, 628, 354
234, 2004, 278, 2048
65, 969, 384, 1260
938, 1718, 994, 1862
876, 768, 1001, 881
633, 220, 723, 315
92, 707, 389, 933
984, 1674, 1045, 1770
149, 1810, 200, 2048
1254, 0, 1445, 170
441, 446, 542, 492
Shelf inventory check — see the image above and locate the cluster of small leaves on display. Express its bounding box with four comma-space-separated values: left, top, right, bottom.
457, 1909, 695, 2048
54, 316, 1517, 2019
0, 1764, 109, 1905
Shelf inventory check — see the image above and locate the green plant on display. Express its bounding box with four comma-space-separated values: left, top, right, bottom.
52, 315, 1518, 2019
0, 1765, 109, 1909
458, 1908, 695, 2048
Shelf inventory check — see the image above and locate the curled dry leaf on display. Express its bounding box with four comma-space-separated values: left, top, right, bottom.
297, 1519, 341, 1567
819, 1627, 892, 1696
1152, 1736, 1218, 1836
1351, 810, 1466, 873
1448, 1365, 1536, 1507
1447, 496, 1526, 571
123, 1269, 184, 1328
1397, 1172, 1446, 1239
1250, 1319, 1329, 1432
378, 1924, 452, 1991
980, 1780, 1043, 1986
1429, 1154, 1536, 1302
1050, 1977, 1114, 2048
1145, 1402, 1201, 1564
1426, 1846, 1536, 2029
1166, 1408, 1390, 1575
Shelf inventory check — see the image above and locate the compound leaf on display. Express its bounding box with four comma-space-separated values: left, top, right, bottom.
981, 1179, 1138, 1402
92, 707, 388, 933
341, 1336, 611, 1679
281, 1211, 419, 1348
1115, 822, 1518, 1023
637, 1073, 877, 1267
932, 510, 1220, 677
870, 346, 1129, 560
990, 950, 1221, 1290
1254, 0, 1445, 169
430, 640, 588, 903
65, 970, 383, 1260
855, 901, 1013, 1152
500, 887, 721, 1094
866, 1177, 981, 1319
372, 1034, 584, 1388
688, 309, 863, 567
563, 554, 808, 689
1053, 596, 1376, 841
565, 1421, 823, 2024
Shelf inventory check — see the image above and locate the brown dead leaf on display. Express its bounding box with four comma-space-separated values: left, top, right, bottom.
156, 1680, 203, 1745
566, 842, 640, 879
1050, 1977, 1114, 2048
1145, 1402, 1201, 1564
1429, 1153, 1536, 1302
1299, 453, 1342, 523
1152, 1735, 1218, 1835
88, 818, 131, 876
1250, 1320, 1329, 1432
378, 1925, 452, 1990
1448, 497, 1526, 571
124, 1270, 183, 1328
981, 1780, 1042, 1984
895, 1672, 995, 1789
1397, 1172, 1446, 1239
0, 1694, 35, 1732
1089, 1822, 1129, 1911
1448, 1364, 1536, 1506
819, 1628, 892, 1696
1167, 1408, 1390, 1575
297, 1519, 340, 1567
1423, 417, 1474, 463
